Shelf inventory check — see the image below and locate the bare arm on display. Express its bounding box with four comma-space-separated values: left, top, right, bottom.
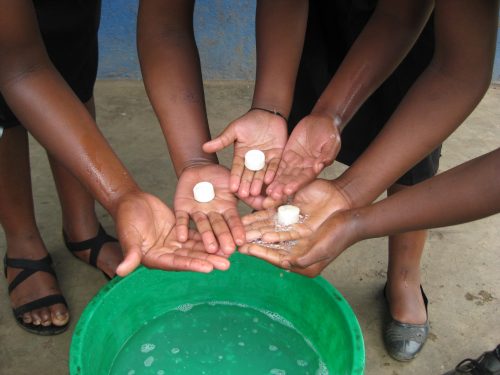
335, 0, 499, 208
313, 0, 434, 130
0, 0, 139, 216
252, 0, 308, 117
137, 0, 216, 175
266, 0, 435, 201
352, 148, 500, 239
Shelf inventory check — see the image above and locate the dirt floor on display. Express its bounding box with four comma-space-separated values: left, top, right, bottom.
0, 81, 499, 375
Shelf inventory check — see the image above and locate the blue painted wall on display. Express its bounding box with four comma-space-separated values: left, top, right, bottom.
98, 1, 500, 82
98, 0, 256, 80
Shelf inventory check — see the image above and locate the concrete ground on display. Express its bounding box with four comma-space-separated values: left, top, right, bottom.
0, 81, 499, 375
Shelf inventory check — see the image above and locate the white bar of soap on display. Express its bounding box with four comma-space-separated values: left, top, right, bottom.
244, 149, 266, 171
193, 181, 215, 203
277, 205, 300, 226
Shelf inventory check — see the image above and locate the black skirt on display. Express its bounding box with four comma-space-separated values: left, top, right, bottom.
0, 0, 101, 129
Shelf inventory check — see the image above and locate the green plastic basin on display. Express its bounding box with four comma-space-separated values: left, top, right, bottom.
70, 253, 364, 374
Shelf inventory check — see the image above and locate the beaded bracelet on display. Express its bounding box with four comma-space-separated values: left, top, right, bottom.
248, 107, 288, 122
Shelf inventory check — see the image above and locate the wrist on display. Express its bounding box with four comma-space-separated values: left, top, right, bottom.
248, 106, 288, 123
251, 96, 291, 120
180, 158, 218, 175
343, 207, 370, 244
106, 184, 143, 220
310, 107, 342, 131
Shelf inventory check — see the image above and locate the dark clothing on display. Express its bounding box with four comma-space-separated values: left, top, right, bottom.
289, 0, 441, 186
0, 0, 101, 129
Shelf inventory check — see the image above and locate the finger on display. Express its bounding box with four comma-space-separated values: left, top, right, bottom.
262, 195, 285, 209
175, 210, 190, 242
208, 211, 235, 254
144, 252, 215, 273
192, 211, 218, 253
116, 246, 142, 277
261, 229, 303, 243
270, 180, 287, 201
283, 178, 307, 196
230, 156, 245, 192
174, 248, 231, 270
245, 223, 280, 242
202, 127, 236, 153
238, 168, 255, 198
244, 243, 291, 269
263, 157, 281, 185
187, 228, 202, 241
223, 208, 246, 247
250, 168, 265, 197
241, 209, 276, 225
240, 194, 266, 210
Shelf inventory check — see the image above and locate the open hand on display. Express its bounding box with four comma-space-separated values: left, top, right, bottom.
113, 191, 230, 277
174, 164, 245, 255
203, 109, 287, 198
266, 113, 340, 202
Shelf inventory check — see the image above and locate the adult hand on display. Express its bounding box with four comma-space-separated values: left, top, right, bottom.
174, 164, 245, 255
266, 113, 340, 201
113, 191, 230, 277
243, 209, 360, 278
240, 179, 351, 276
203, 109, 287, 198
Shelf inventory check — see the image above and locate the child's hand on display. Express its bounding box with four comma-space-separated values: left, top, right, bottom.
174, 164, 245, 255
202, 109, 287, 199
113, 191, 230, 277
266, 113, 340, 202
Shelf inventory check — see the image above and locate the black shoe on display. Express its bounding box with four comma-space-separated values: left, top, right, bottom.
383, 284, 429, 361
63, 224, 118, 280
442, 344, 500, 374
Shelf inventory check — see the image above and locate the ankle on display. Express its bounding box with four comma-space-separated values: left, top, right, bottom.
62, 218, 100, 241
5, 232, 48, 259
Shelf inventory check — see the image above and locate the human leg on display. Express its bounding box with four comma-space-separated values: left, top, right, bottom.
0, 126, 69, 332
384, 182, 429, 360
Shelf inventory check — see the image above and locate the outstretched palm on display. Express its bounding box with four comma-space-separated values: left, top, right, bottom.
174, 164, 245, 255
114, 191, 230, 277
203, 110, 287, 199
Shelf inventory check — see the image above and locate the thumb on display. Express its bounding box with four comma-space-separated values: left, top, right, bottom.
116, 246, 142, 277
202, 126, 237, 153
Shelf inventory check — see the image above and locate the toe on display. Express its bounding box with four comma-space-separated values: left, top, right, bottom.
50, 303, 70, 326
31, 309, 42, 325
22, 312, 32, 324
40, 308, 52, 326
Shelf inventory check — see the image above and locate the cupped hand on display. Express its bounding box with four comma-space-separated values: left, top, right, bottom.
266, 113, 340, 202
174, 164, 245, 255
113, 191, 230, 277
240, 179, 352, 276
203, 110, 287, 198
241, 210, 360, 278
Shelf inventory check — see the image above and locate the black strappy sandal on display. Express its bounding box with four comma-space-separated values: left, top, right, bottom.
63, 224, 118, 281
3, 254, 69, 335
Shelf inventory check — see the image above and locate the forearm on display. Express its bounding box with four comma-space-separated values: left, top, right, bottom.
335, 0, 498, 207
138, 0, 217, 176
0, 1, 140, 217
312, 0, 433, 130
352, 148, 500, 239
252, 0, 308, 117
